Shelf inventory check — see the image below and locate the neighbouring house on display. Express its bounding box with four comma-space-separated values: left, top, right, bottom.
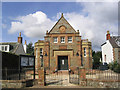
34, 13, 92, 71
101, 31, 120, 64
0, 32, 27, 55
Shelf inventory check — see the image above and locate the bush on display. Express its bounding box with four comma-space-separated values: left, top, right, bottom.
109, 61, 120, 73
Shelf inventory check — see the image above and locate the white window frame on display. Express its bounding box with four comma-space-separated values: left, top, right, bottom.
2, 46, 4, 51
0, 45, 9, 52
117, 41, 120, 46
5, 46, 7, 51
36, 48, 38, 58
53, 37, 58, 43
68, 36, 72, 43
61, 37, 65, 43
84, 47, 86, 57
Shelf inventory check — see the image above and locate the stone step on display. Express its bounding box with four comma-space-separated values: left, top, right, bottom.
57, 70, 69, 74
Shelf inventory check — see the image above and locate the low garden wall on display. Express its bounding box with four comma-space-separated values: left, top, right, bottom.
86, 79, 120, 88
1, 79, 38, 88
79, 68, 120, 88
79, 77, 120, 88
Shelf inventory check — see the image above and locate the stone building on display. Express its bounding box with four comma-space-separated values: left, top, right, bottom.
101, 31, 120, 64
34, 13, 92, 71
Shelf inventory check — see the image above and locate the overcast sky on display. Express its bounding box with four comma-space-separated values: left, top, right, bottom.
1, 1, 118, 51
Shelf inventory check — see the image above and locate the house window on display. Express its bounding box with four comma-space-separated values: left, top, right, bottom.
5, 46, 7, 51
40, 48, 43, 57
53, 37, 58, 43
2, 46, 4, 51
84, 48, 86, 57
61, 37, 65, 43
36, 48, 38, 58
68, 36, 72, 43
117, 41, 120, 46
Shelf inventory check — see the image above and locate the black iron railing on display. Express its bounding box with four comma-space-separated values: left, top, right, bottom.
69, 67, 79, 85
85, 69, 120, 81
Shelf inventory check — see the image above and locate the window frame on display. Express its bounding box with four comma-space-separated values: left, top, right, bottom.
40, 48, 43, 58
68, 36, 72, 43
84, 47, 86, 57
2, 46, 4, 51
5, 46, 7, 51
61, 37, 65, 43
36, 48, 38, 58
53, 37, 58, 43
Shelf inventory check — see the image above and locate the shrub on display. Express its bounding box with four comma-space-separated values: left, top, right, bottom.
109, 61, 120, 73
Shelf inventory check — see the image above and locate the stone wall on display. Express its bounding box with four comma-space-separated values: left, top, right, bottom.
1, 79, 38, 88
78, 68, 120, 88
86, 79, 120, 88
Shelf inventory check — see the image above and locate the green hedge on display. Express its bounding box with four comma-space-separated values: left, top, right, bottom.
109, 61, 120, 73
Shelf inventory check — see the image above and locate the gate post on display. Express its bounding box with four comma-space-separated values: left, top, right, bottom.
79, 67, 87, 86
38, 67, 45, 86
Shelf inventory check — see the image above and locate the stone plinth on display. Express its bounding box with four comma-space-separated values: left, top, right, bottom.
79, 67, 86, 86
38, 68, 45, 86
79, 67, 86, 80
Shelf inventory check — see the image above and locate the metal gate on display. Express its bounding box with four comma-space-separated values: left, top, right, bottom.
45, 68, 64, 86
69, 67, 79, 85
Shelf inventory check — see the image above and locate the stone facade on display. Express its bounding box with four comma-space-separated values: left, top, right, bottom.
34, 14, 92, 71
113, 48, 120, 63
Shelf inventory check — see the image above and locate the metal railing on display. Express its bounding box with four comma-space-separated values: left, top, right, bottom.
86, 69, 120, 81
44, 68, 63, 86
69, 67, 79, 85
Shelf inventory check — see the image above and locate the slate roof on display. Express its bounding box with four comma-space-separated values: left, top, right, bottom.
0, 42, 26, 55
109, 36, 120, 48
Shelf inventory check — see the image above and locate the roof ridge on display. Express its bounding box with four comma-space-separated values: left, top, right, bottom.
13, 44, 19, 53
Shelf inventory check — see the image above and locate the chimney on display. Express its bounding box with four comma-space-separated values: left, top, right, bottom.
106, 30, 111, 40
18, 32, 22, 44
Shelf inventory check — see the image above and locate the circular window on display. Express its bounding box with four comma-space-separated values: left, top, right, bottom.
59, 25, 66, 32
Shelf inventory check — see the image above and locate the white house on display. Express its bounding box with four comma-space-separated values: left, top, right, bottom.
101, 31, 120, 64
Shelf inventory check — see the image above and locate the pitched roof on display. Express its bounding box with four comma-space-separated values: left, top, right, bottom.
49, 14, 76, 34
14, 43, 25, 55
0, 42, 25, 55
109, 36, 120, 48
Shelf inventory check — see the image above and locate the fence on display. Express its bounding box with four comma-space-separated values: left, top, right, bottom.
69, 67, 79, 85
2, 68, 34, 80
44, 68, 63, 86
86, 69, 120, 81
